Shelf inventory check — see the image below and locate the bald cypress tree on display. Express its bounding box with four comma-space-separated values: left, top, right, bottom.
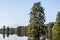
28, 2, 45, 40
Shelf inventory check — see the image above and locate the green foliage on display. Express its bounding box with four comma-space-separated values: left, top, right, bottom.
27, 24, 33, 37
3, 25, 5, 34
23, 26, 28, 36
52, 12, 60, 40
3, 25, 5, 38
6, 27, 9, 37
6, 27, 9, 34
28, 2, 45, 40
52, 22, 59, 40
9, 28, 15, 35
47, 22, 54, 40
15, 26, 24, 36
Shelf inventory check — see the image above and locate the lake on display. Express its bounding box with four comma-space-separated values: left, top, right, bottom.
0, 34, 28, 40
0, 34, 49, 40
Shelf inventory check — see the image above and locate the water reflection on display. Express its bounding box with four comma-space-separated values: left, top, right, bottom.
0, 34, 28, 40
0, 26, 28, 40
0, 26, 46, 40
3, 33, 5, 38
2, 34, 28, 40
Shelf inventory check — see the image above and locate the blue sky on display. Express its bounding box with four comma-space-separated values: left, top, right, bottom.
0, 0, 60, 28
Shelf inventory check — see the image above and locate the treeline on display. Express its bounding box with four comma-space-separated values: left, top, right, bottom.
0, 1, 60, 40
0, 11, 60, 40
27, 2, 60, 40
47, 12, 60, 40
27, 12, 60, 40
0, 26, 28, 37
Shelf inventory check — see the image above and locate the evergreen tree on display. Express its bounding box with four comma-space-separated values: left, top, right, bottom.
15, 26, 23, 36
3, 25, 5, 38
47, 22, 54, 40
28, 2, 45, 40
52, 12, 60, 40
6, 27, 9, 37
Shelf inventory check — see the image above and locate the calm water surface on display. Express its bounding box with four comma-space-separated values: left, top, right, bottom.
0, 34, 28, 40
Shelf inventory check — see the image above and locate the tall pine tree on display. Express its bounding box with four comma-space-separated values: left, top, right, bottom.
28, 2, 45, 40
